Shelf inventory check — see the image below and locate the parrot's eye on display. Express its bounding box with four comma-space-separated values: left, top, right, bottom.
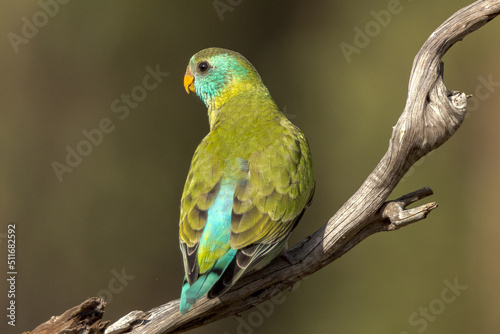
198, 61, 210, 73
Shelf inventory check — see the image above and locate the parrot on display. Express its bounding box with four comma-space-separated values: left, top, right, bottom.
179, 47, 315, 314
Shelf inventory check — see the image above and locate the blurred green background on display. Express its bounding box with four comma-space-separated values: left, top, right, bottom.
1, 1, 499, 333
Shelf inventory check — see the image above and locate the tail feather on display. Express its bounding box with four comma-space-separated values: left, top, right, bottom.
179, 248, 237, 314
179, 278, 192, 314
208, 239, 287, 298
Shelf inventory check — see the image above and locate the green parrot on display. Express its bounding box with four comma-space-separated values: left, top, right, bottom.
179, 47, 314, 314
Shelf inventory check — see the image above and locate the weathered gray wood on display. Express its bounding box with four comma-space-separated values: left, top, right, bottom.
26, 1, 500, 334
27, 298, 108, 334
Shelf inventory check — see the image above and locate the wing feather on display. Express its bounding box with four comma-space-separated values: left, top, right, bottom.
179, 147, 223, 282
229, 119, 314, 250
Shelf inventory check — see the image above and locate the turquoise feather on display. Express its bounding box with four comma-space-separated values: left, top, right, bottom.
179, 182, 237, 314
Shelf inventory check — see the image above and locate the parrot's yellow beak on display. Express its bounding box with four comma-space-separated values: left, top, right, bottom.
184, 67, 195, 94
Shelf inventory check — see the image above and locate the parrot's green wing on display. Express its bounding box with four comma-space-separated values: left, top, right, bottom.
179, 145, 223, 286
208, 118, 315, 297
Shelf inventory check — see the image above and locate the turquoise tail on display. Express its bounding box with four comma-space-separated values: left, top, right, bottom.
180, 278, 192, 314
179, 248, 237, 314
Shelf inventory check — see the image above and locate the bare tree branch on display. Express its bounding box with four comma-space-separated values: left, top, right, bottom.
26, 298, 108, 334
27, 1, 500, 334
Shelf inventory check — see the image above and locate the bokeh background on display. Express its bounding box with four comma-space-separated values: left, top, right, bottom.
1, 1, 499, 333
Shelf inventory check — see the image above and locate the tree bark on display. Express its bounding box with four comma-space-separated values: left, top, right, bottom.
27, 1, 500, 334
25, 298, 108, 334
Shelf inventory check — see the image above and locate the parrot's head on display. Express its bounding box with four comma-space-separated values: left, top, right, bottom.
184, 48, 264, 108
